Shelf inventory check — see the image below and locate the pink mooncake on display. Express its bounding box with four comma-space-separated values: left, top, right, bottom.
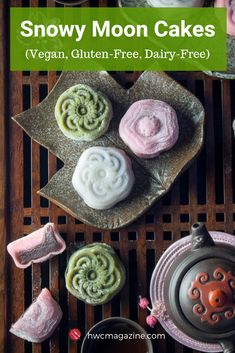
7, 223, 66, 269
10, 288, 62, 343
215, 0, 235, 36
119, 99, 179, 159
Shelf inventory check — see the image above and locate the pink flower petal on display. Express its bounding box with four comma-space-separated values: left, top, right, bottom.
139, 297, 150, 310
146, 315, 158, 328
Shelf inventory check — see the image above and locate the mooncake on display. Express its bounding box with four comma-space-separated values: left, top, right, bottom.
7, 223, 66, 269
10, 288, 62, 343
119, 99, 179, 159
55, 84, 113, 141
65, 243, 126, 305
72, 146, 135, 210
146, 0, 204, 6
215, 0, 235, 36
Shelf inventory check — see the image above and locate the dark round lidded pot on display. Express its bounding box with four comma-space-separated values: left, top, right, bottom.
150, 223, 235, 353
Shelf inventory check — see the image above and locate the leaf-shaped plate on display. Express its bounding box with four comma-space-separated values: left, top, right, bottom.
12, 71, 204, 229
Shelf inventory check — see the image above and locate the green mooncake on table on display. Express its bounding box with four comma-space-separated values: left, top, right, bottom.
65, 243, 126, 305
55, 84, 113, 141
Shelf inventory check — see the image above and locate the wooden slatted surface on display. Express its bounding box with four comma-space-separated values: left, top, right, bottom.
2, 1, 235, 353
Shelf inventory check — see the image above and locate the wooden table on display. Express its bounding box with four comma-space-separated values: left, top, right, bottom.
1, 1, 235, 353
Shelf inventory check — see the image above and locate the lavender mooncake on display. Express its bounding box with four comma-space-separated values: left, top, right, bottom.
65, 243, 126, 305
146, 0, 204, 6
10, 288, 62, 343
119, 99, 179, 159
7, 223, 66, 269
55, 84, 113, 141
72, 146, 135, 210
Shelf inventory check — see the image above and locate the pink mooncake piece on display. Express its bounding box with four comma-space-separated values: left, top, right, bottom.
119, 99, 179, 159
7, 223, 66, 269
215, 0, 235, 36
10, 288, 62, 343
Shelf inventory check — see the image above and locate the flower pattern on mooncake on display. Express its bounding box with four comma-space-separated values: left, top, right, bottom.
72, 147, 135, 210
119, 99, 179, 159
55, 84, 113, 141
65, 243, 126, 305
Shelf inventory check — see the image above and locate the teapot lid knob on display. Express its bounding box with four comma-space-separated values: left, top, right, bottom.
191, 223, 215, 250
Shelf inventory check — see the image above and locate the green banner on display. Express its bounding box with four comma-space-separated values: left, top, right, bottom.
10, 7, 227, 71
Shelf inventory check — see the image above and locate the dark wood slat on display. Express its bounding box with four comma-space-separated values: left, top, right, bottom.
9, 73, 25, 353
48, 71, 61, 353
221, 80, 233, 234
204, 78, 216, 231
0, 1, 8, 353
119, 229, 130, 318
31, 74, 43, 353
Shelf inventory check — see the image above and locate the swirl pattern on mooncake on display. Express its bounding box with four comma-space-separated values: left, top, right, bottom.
215, 0, 235, 36
119, 99, 179, 159
65, 243, 126, 305
55, 84, 113, 141
72, 147, 135, 210
146, 0, 204, 6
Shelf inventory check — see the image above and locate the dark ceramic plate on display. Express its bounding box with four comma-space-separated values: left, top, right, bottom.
12, 71, 204, 229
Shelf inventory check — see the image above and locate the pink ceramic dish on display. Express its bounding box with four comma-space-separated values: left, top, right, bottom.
10, 288, 62, 343
7, 223, 66, 269
119, 99, 179, 159
215, 0, 235, 36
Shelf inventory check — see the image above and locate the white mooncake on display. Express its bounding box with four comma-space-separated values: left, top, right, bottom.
72, 147, 135, 210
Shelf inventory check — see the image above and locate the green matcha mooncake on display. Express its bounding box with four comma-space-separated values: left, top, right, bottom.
65, 243, 126, 305
55, 84, 113, 141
